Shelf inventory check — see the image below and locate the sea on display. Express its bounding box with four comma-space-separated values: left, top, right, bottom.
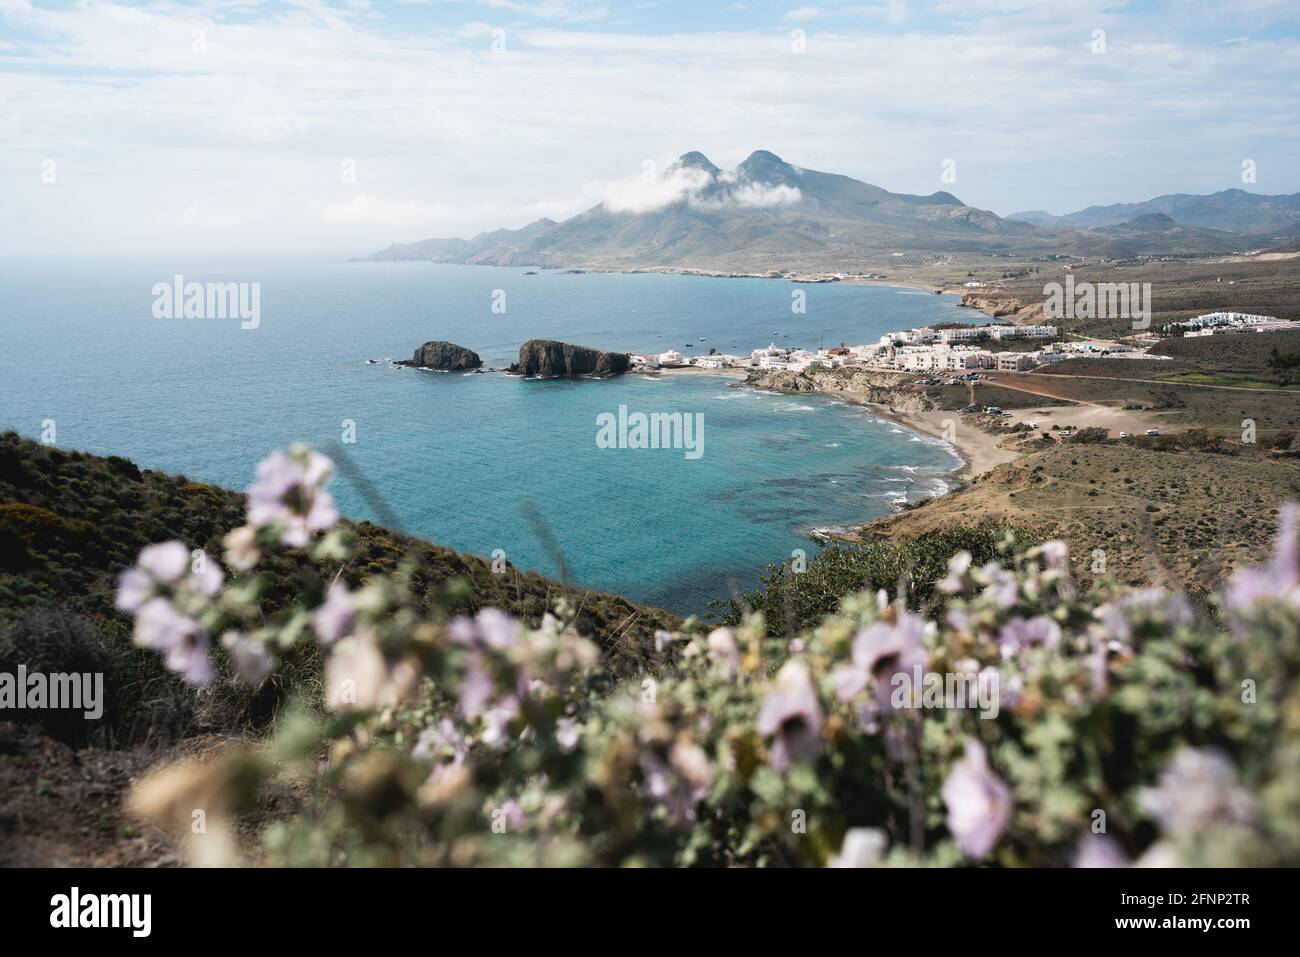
0, 259, 968, 615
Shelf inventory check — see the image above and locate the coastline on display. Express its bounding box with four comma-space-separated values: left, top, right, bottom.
655, 364, 1015, 505
382, 258, 958, 298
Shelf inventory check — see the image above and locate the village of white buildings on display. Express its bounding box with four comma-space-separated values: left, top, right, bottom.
632, 311, 1291, 376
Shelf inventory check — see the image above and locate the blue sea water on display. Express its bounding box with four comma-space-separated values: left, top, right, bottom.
0, 259, 966, 614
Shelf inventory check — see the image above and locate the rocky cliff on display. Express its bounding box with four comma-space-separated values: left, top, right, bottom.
399, 340, 482, 371
959, 293, 1043, 323
747, 367, 942, 413
510, 339, 631, 378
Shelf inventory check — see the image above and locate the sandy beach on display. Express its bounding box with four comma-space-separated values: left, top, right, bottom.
822, 395, 1019, 482
656, 364, 1012, 482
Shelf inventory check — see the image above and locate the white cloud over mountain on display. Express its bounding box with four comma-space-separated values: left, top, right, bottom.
0, 0, 1297, 255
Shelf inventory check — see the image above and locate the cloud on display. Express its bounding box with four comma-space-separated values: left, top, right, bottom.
588, 162, 801, 213
322, 193, 452, 226
1, 0, 1298, 256
732, 182, 803, 208
590, 165, 713, 213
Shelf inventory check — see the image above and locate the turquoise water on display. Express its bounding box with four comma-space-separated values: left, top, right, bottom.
0, 260, 964, 614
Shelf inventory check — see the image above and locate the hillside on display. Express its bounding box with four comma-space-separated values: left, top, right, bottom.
0, 432, 679, 738
854, 440, 1300, 594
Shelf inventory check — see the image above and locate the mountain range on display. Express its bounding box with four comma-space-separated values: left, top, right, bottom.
363, 151, 1300, 271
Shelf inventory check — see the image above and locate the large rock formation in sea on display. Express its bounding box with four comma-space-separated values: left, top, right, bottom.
511, 339, 630, 378
399, 340, 482, 371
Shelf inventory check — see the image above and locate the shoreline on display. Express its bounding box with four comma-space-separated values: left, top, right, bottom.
652, 365, 1017, 514
368, 257, 961, 299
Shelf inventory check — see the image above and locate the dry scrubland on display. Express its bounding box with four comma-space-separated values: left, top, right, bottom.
860, 439, 1300, 593
938, 254, 1300, 337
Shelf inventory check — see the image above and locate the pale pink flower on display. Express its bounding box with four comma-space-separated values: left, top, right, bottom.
942, 739, 1011, 860
828, 828, 887, 868
222, 525, 260, 572
312, 580, 355, 647
833, 612, 928, 702
937, 551, 973, 594
555, 717, 581, 753
325, 630, 419, 713
137, 541, 190, 583
1224, 503, 1300, 629
997, 615, 1061, 660
1138, 747, 1255, 839
117, 541, 221, 611
706, 628, 740, 681
757, 660, 824, 772
1072, 835, 1130, 868
221, 631, 275, 686
246, 446, 338, 547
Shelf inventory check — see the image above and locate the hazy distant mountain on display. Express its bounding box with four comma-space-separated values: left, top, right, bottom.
1049, 188, 1300, 235
363, 150, 1046, 271
1056, 212, 1247, 257
363, 155, 1290, 270
1005, 210, 1059, 226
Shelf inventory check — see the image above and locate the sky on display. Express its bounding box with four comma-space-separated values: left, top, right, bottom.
2, 0, 1299, 257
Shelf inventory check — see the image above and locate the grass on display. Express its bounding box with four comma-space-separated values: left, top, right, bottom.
1160, 372, 1300, 390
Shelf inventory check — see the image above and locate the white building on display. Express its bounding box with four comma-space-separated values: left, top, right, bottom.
996, 353, 1038, 372
658, 350, 685, 366
1184, 311, 1278, 329
989, 324, 1056, 340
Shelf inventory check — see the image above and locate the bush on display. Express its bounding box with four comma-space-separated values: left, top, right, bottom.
0, 609, 117, 744
712, 525, 1027, 638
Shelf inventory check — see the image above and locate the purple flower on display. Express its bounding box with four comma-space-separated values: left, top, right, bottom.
978, 563, 1019, 609
937, 551, 973, 594
449, 608, 520, 650
942, 739, 1011, 860
706, 628, 740, 681
414, 718, 470, 765
137, 541, 190, 583
246, 446, 338, 547
1029, 540, 1070, 572
500, 798, 527, 832
1096, 588, 1194, 643
1224, 503, 1300, 624
312, 580, 355, 647
997, 615, 1061, 660
133, 596, 213, 685
1138, 747, 1255, 839
1072, 835, 1130, 869
221, 631, 276, 686
757, 660, 824, 772
480, 697, 520, 749
833, 612, 928, 703
116, 541, 223, 612
638, 740, 713, 823
654, 630, 673, 654
555, 717, 581, 753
